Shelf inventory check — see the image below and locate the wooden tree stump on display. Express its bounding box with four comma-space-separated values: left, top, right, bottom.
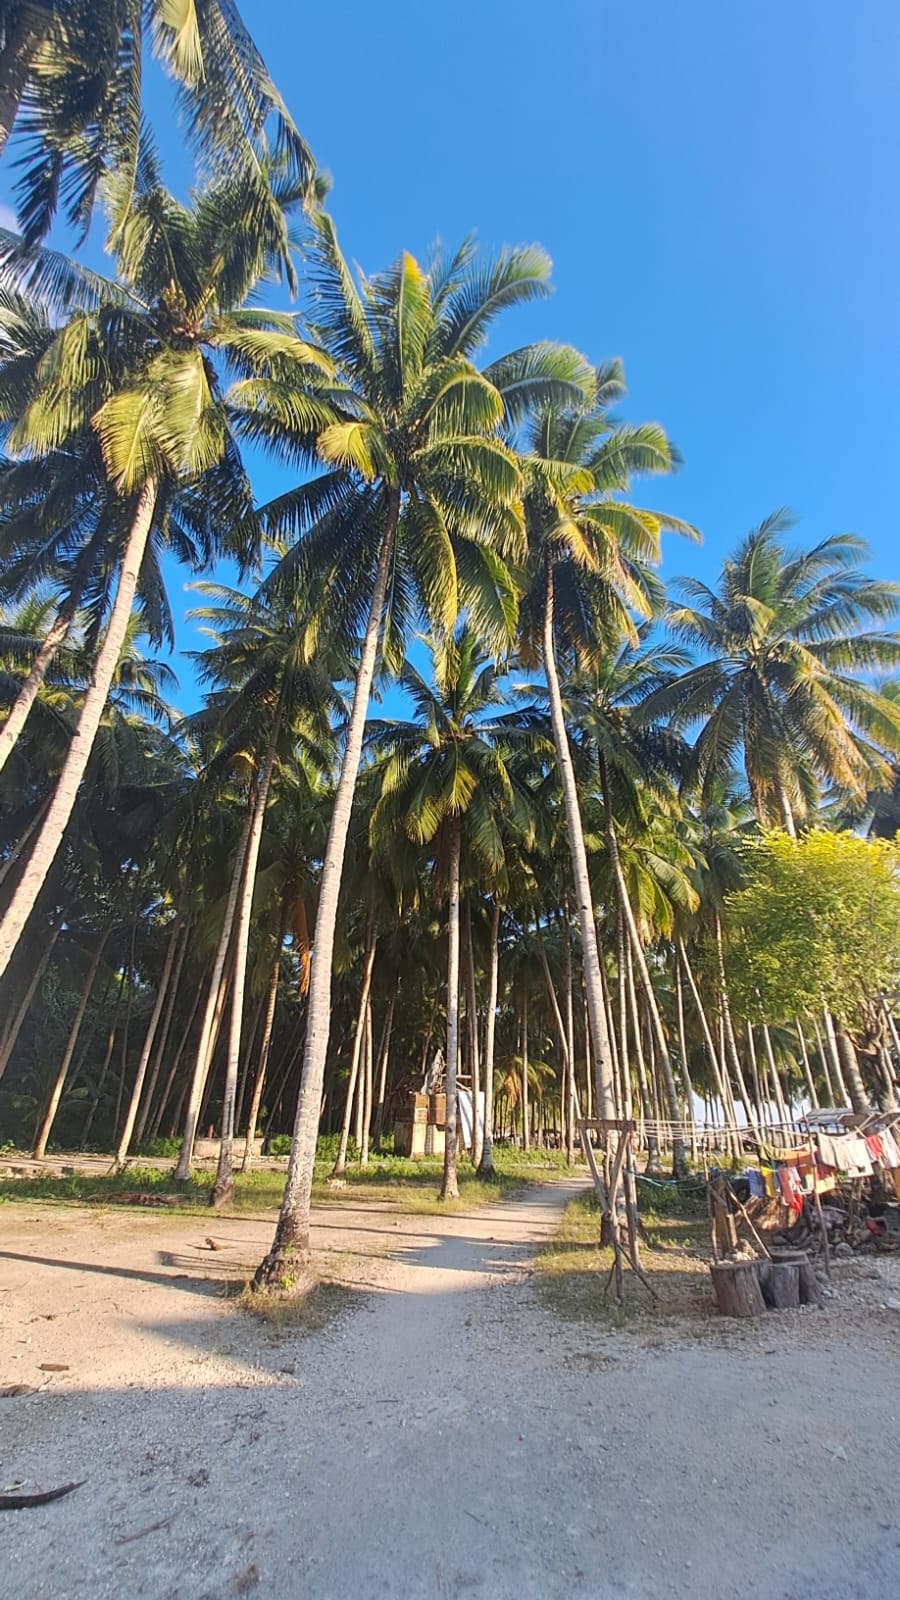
709, 1260, 766, 1319
797, 1256, 822, 1307
768, 1249, 821, 1306
767, 1261, 800, 1309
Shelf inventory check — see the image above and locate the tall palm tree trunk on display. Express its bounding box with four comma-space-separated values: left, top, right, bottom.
876, 1045, 897, 1110
254, 497, 400, 1282
0, 480, 158, 981
631, 907, 684, 1171
881, 997, 900, 1072
211, 706, 283, 1208
477, 899, 501, 1178
333, 928, 377, 1177
134, 919, 191, 1148
598, 756, 686, 1176
761, 1021, 790, 1130
352, 1011, 365, 1153
596, 958, 617, 1112
561, 899, 576, 1167
774, 778, 798, 839
173, 790, 259, 1182
359, 998, 374, 1169
0, 919, 61, 1083
542, 563, 616, 1117
67, 962, 115, 1099
714, 912, 760, 1140
520, 990, 530, 1152
112, 918, 138, 1144
794, 1020, 819, 1111
674, 953, 698, 1161
538, 933, 573, 1104
676, 936, 741, 1159
0, 555, 94, 777
835, 1030, 871, 1114
822, 1009, 852, 1106
615, 919, 629, 1119
541, 560, 622, 1229
0, 5, 40, 152
242, 936, 284, 1171
147, 966, 207, 1143
0, 794, 50, 892
372, 987, 396, 1148
583, 989, 593, 1120
624, 933, 656, 1165
33, 928, 108, 1157
440, 820, 462, 1200
744, 1021, 767, 1129
113, 915, 182, 1170
81, 1010, 121, 1146
464, 900, 482, 1167
235, 985, 267, 1136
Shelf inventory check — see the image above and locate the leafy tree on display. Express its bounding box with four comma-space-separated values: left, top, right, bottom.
643, 511, 900, 833
368, 627, 535, 1197
724, 831, 900, 1062
0, 150, 330, 981
169, 577, 345, 1202
252, 222, 590, 1283
515, 360, 693, 1182
0, 0, 316, 241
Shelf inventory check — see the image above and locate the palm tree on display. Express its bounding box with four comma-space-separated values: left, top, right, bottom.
169, 579, 344, 1202
0, 150, 331, 983
251, 223, 591, 1282
643, 512, 900, 833
0, 416, 225, 778
1, 635, 185, 1141
367, 628, 535, 1198
841, 680, 900, 841
515, 361, 694, 1183
566, 636, 696, 1175
678, 780, 763, 1135
0, 0, 316, 240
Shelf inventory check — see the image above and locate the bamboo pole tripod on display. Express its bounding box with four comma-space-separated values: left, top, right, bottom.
577, 1118, 657, 1307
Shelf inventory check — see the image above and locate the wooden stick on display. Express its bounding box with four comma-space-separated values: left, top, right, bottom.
114, 1514, 176, 1545
0, 1480, 84, 1510
724, 1179, 772, 1260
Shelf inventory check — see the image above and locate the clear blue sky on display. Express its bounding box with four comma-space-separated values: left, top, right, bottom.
7, 1, 900, 704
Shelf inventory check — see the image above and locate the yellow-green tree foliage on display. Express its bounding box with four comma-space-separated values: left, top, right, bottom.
724, 830, 900, 1029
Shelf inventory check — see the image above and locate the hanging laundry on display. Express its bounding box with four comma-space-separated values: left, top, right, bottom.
816, 1131, 840, 1169
865, 1133, 885, 1165
821, 1132, 873, 1177
841, 1135, 874, 1176
814, 1159, 837, 1195
878, 1128, 900, 1168
777, 1166, 804, 1213
744, 1168, 766, 1200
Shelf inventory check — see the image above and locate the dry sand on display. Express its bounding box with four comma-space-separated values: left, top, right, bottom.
1, 1180, 899, 1599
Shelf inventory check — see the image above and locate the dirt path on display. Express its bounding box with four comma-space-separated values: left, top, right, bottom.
1, 1181, 899, 1599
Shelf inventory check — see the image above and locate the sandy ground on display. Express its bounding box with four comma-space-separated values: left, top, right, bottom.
1, 1181, 899, 1600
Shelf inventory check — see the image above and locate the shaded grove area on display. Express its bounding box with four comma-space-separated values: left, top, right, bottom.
2, 1181, 899, 1600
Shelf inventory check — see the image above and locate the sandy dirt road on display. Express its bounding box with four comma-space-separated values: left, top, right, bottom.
1, 1180, 899, 1600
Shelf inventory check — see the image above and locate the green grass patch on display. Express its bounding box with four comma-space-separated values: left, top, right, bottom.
237, 1275, 353, 1335
534, 1184, 713, 1327
0, 1146, 554, 1215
